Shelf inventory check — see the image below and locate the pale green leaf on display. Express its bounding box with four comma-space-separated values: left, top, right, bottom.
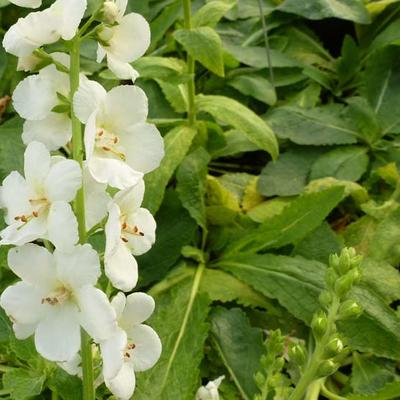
348, 381, 400, 400
196, 94, 279, 159
192, 0, 237, 27
3, 369, 46, 400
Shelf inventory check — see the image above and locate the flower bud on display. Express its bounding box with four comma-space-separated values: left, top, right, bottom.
325, 269, 339, 290
332, 248, 362, 275
103, 1, 120, 24
334, 274, 354, 298
254, 371, 265, 387
338, 300, 362, 320
311, 311, 328, 339
275, 356, 285, 371
324, 337, 344, 358
319, 290, 333, 308
98, 26, 115, 43
289, 343, 307, 366
317, 359, 340, 378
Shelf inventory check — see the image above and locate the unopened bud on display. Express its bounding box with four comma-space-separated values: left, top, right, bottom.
103, 1, 120, 24
319, 290, 333, 308
325, 269, 339, 290
311, 311, 328, 339
324, 338, 344, 358
289, 344, 307, 366
338, 300, 362, 320
334, 274, 354, 298
332, 248, 362, 275
317, 359, 340, 378
275, 356, 285, 371
254, 371, 265, 386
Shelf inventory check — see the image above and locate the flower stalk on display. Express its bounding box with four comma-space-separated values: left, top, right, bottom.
69, 36, 93, 400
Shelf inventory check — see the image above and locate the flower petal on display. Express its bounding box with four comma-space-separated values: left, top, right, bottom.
13, 74, 57, 120
106, 54, 139, 82
47, 202, 79, 250
105, 241, 138, 292
0, 213, 47, 246
73, 80, 107, 124
101, 85, 148, 133
58, 353, 82, 377
49, 0, 87, 41
55, 244, 100, 288
122, 123, 164, 174
105, 362, 136, 400
100, 327, 127, 380
110, 292, 126, 320
0, 281, 44, 325
108, 13, 150, 62
45, 159, 81, 202
105, 202, 122, 257
8, 244, 57, 290
9, 0, 42, 8
126, 325, 162, 372
22, 113, 72, 151
122, 292, 155, 327
13, 323, 36, 340
125, 208, 156, 256
35, 303, 81, 362
77, 286, 117, 342
88, 156, 143, 190
24, 141, 51, 188
1, 171, 31, 225
113, 179, 145, 216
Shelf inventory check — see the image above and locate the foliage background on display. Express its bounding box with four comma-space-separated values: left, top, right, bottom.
2, 0, 400, 399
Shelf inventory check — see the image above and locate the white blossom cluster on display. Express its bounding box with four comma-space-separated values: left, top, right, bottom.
0, 0, 164, 398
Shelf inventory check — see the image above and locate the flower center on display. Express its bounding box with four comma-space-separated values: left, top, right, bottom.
98, 26, 115, 43
96, 129, 126, 161
124, 343, 136, 359
41, 287, 71, 306
14, 197, 49, 225
121, 221, 144, 243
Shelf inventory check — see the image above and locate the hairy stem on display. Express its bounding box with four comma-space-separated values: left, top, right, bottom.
182, 0, 196, 126
70, 36, 93, 400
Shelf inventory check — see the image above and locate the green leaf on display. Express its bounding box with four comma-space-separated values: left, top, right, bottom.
266, 105, 359, 145
174, 27, 225, 77
363, 47, 400, 134
258, 148, 322, 197
223, 186, 344, 254
143, 125, 197, 214
192, 0, 237, 28
3, 369, 46, 400
217, 254, 326, 324
310, 146, 369, 182
0, 308, 11, 343
156, 79, 188, 113
277, 0, 370, 23
196, 94, 279, 159
336, 35, 361, 86
136, 274, 210, 400
133, 57, 187, 82
210, 307, 264, 400
247, 198, 292, 223
48, 368, 82, 400
339, 284, 400, 360
176, 147, 211, 230
348, 381, 400, 400
138, 190, 197, 287
351, 353, 396, 395
228, 74, 276, 105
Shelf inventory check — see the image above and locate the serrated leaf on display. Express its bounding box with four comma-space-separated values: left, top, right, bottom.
174, 27, 225, 76
192, 0, 237, 28
217, 254, 326, 324
258, 148, 322, 197
266, 105, 358, 145
228, 74, 276, 105
48, 368, 82, 400
210, 307, 264, 400
337, 35, 361, 86
223, 186, 344, 254
133, 56, 187, 82
310, 146, 369, 182
143, 125, 197, 214
157, 79, 188, 113
348, 381, 400, 400
278, 0, 370, 23
136, 275, 210, 400
176, 147, 211, 230
196, 94, 279, 159
3, 369, 46, 400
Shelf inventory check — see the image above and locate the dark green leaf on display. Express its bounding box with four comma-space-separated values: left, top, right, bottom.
3, 369, 46, 400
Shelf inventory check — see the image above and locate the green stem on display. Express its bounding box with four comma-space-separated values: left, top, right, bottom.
69, 37, 93, 400
182, 0, 196, 126
51, 389, 59, 400
320, 383, 347, 400
289, 300, 340, 400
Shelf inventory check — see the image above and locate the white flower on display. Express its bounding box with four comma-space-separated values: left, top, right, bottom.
96, 0, 150, 81
101, 292, 161, 400
12, 53, 84, 151
73, 80, 164, 189
9, 0, 42, 9
83, 165, 111, 231
0, 141, 81, 250
105, 180, 156, 291
3, 0, 87, 57
0, 243, 118, 362
58, 353, 82, 377
17, 54, 41, 72
196, 376, 225, 400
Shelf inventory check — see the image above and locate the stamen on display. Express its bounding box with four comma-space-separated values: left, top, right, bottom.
41, 287, 70, 306
121, 237, 129, 243
122, 223, 145, 237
